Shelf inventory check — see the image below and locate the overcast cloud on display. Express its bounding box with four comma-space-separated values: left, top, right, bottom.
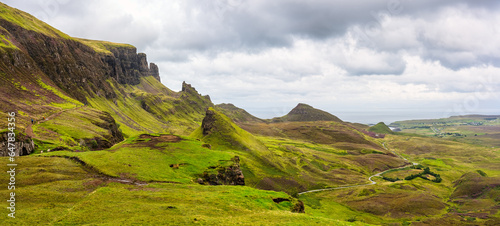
3, 0, 500, 123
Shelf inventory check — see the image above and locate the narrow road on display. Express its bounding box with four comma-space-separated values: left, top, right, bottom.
298, 164, 412, 195
298, 142, 416, 195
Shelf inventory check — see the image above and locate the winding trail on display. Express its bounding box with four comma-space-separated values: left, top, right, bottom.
25, 106, 83, 138
298, 142, 417, 195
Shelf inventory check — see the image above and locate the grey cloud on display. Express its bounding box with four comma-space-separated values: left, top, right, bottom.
346, 63, 406, 76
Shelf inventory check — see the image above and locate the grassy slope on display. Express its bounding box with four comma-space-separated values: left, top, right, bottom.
76, 38, 135, 55
44, 135, 235, 183
240, 121, 388, 153
32, 107, 122, 152
272, 103, 342, 122
2, 3, 498, 225
88, 76, 212, 138
0, 157, 360, 225
1, 2, 210, 139
368, 122, 393, 134
0, 3, 71, 39
191, 108, 406, 194
215, 103, 266, 123
299, 134, 500, 225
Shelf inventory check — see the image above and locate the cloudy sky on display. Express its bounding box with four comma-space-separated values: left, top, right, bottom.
3, 0, 500, 123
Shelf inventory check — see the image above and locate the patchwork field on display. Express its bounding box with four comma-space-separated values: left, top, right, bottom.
391, 115, 500, 147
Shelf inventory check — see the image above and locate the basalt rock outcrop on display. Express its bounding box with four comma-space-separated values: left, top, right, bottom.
198, 156, 245, 186
84, 111, 124, 150
201, 108, 217, 136
103, 46, 161, 86
0, 4, 160, 104
0, 132, 35, 156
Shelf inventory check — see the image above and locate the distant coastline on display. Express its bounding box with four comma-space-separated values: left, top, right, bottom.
248, 109, 500, 125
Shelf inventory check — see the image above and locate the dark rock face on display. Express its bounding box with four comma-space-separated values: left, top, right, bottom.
201, 109, 216, 135
291, 200, 305, 213
272, 198, 291, 203
96, 111, 124, 148
181, 81, 195, 92
0, 133, 35, 156
0, 18, 161, 103
106, 47, 159, 85
75, 111, 124, 150
149, 63, 160, 82
200, 156, 245, 186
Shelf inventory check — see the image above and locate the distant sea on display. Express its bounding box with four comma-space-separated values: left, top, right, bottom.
333, 110, 454, 125
249, 108, 500, 125
327, 109, 500, 125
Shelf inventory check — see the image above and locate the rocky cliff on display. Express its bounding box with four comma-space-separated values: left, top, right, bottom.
0, 2, 160, 106
0, 133, 34, 156
0, 3, 214, 152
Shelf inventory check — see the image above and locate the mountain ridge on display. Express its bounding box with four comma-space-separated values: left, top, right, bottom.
272, 103, 342, 122
0, 3, 212, 153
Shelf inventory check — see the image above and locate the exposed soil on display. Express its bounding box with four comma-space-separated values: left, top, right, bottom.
272, 198, 291, 203
25, 124, 35, 138
139, 134, 182, 143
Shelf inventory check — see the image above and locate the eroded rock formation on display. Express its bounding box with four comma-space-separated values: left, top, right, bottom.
199, 156, 245, 186
0, 133, 34, 156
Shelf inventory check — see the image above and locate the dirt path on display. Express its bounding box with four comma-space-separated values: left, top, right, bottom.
298, 142, 417, 195
25, 123, 35, 138
25, 106, 83, 138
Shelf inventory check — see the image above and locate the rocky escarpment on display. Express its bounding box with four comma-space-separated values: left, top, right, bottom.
201, 108, 217, 136
0, 132, 34, 156
0, 10, 160, 104
103, 45, 161, 86
82, 111, 124, 150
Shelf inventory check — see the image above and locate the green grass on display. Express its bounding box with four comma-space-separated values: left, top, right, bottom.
391, 115, 500, 147
0, 33, 18, 49
87, 77, 211, 137
0, 3, 72, 39
0, 156, 361, 225
368, 122, 393, 134
301, 194, 383, 224
76, 38, 135, 55
31, 107, 121, 152
189, 108, 406, 193
273, 103, 342, 122
36, 78, 82, 106
42, 135, 236, 183
191, 107, 268, 152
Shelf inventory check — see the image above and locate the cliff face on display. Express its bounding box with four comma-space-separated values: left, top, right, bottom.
104, 46, 161, 86
0, 133, 34, 156
0, 14, 160, 104
0, 3, 214, 153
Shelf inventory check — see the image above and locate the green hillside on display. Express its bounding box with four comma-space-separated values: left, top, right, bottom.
215, 103, 266, 123
272, 103, 342, 122
1, 2, 499, 225
368, 122, 394, 134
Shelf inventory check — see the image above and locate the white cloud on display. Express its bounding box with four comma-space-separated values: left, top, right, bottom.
2, 0, 500, 122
